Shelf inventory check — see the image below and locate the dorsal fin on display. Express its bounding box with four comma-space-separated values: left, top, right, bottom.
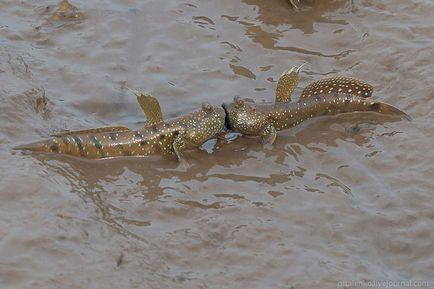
126, 87, 163, 126
51, 126, 130, 137
275, 64, 305, 103
300, 76, 373, 99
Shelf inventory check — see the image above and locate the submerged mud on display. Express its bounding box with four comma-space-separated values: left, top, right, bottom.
1, 0, 434, 288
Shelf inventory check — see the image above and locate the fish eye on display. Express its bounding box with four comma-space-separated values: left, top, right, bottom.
234, 96, 244, 107
202, 102, 213, 113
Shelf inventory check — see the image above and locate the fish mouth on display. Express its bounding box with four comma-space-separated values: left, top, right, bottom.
222, 104, 231, 130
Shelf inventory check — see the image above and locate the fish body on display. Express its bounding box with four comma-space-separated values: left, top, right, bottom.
223, 93, 410, 143
222, 65, 409, 144
16, 104, 225, 161
18, 123, 178, 159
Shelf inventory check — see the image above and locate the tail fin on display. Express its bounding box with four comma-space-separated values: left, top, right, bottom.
14, 140, 53, 153
371, 102, 412, 121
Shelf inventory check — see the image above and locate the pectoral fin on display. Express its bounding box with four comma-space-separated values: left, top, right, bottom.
275, 64, 305, 103
260, 123, 277, 145
172, 132, 188, 165
51, 126, 130, 137
300, 76, 373, 99
126, 87, 163, 126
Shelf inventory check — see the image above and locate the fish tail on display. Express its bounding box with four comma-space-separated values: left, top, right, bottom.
14, 138, 61, 153
325, 94, 411, 121
370, 101, 412, 121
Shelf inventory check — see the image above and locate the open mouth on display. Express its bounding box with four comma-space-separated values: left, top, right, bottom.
222, 104, 231, 130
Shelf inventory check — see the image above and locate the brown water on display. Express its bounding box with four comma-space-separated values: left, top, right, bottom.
1, 0, 434, 288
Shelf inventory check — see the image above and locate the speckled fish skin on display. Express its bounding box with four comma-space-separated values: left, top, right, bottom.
223, 93, 410, 137
300, 76, 374, 99
16, 105, 226, 160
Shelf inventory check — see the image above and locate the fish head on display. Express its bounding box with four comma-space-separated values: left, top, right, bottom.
222, 96, 269, 136
183, 102, 226, 146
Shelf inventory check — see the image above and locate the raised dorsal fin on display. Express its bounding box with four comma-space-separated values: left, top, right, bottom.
275, 64, 305, 103
51, 126, 130, 137
126, 87, 163, 126
300, 76, 373, 99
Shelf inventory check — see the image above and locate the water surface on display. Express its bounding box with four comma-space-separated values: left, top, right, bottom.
1, 0, 433, 288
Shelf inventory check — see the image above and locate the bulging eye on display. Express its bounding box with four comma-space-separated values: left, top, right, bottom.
234, 96, 244, 107
202, 102, 213, 113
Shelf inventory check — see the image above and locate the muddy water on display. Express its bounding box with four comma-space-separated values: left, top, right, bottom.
1, 0, 434, 288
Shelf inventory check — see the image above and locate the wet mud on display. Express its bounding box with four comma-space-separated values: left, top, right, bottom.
1, 0, 434, 288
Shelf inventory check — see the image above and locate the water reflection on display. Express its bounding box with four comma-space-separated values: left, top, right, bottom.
223, 0, 357, 63
241, 0, 350, 32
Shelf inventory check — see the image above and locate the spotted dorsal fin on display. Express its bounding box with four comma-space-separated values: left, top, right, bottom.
300, 76, 374, 99
126, 87, 163, 126
275, 64, 305, 103
51, 126, 130, 137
